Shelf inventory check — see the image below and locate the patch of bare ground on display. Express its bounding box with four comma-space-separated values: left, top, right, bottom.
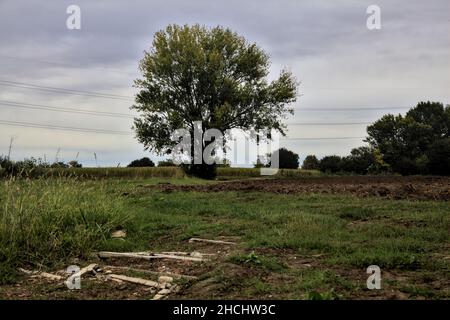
142, 176, 450, 201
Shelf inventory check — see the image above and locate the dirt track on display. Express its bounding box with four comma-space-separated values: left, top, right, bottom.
146, 176, 450, 201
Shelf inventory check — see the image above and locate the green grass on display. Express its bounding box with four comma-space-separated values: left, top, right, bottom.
120, 190, 449, 269
0, 178, 129, 284
0, 176, 449, 298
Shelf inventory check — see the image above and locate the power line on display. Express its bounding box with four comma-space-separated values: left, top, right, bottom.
294, 106, 409, 111
0, 99, 380, 125
0, 101, 372, 124
0, 79, 134, 101
283, 136, 365, 141
0, 100, 135, 118
0, 119, 131, 135
0, 119, 365, 140
287, 122, 371, 126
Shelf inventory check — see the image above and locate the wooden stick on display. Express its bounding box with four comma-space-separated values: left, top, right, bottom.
188, 237, 236, 245
108, 274, 160, 287
69, 264, 98, 279
161, 251, 215, 257
152, 253, 204, 262
19, 268, 63, 281
18, 268, 38, 275
96, 251, 204, 262
103, 265, 198, 280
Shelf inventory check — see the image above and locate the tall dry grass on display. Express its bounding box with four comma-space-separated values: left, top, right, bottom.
0, 177, 128, 284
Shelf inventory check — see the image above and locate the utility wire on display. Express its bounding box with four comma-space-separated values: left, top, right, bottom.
0, 119, 131, 135
0, 100, 135, 118
0, 119, 365, 140
0, 79, 134, 101
287, 122, 371, 126
294, 106, 409, 111
282, 136, 365, 141
0, 101, 373, 124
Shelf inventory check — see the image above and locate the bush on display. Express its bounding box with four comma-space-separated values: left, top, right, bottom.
127, 157, 155, 167
0, 156, 13, 175
68, 160, 82, 168
319, 155, 342, 173
340, 147, 376, 174
269, 148, 299, 169
427, 138, 450, 175
51, 161, 69, 168
302, 155, 320, 170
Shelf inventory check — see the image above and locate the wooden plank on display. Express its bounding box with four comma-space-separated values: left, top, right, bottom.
69, 264, 98, 279
18, 268, 62, 280
103, 265, 198, 280
108, 274, 160, 287
96, 251, 204, 262
188, 237, 236, 245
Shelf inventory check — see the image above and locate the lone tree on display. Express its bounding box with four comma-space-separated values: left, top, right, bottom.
132, 24, 298, 179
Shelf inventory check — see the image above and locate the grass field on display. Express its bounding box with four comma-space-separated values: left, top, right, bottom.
0, 173, 449, 299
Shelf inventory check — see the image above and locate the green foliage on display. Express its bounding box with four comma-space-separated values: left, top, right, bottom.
302, 155, 320, 170
366, 101, 450, 175
427, 138, 450, 175
68, 160, 82, 168
132, 24, 298, 178
319, 155, 342, 173
268, 148, 299, 169
127, 157, 155, 167
0, 178, 129, 284
229, 252, 287, 272
340, 146, 376, 174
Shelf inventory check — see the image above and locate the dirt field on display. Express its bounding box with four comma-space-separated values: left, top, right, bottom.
146, 176, 450, 201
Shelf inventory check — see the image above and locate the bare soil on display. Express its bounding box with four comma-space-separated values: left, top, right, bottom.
145, 176, 450, 201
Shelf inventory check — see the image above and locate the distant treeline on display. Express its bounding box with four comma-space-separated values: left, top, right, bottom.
311, 101, 450, 175
269, 101, 450, 176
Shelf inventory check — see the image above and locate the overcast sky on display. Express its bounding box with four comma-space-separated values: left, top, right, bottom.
0, 0, 449, 166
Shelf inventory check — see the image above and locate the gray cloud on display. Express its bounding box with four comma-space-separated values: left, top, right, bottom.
0, 0, 449, 165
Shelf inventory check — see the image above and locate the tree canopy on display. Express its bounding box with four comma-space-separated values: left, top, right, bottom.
132, 24, 298, 178
127, 157, 155, 167
302, 155, 320, 170
366, 101, 450, 175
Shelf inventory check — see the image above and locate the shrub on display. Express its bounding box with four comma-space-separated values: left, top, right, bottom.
68, 160, 82, 168
302, 155, 320, 170
340, 146, 376, 174
319, 155, 342, 173
268, 148, 299, 169
127, 157, 155, 167
427, 138, 450, 175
